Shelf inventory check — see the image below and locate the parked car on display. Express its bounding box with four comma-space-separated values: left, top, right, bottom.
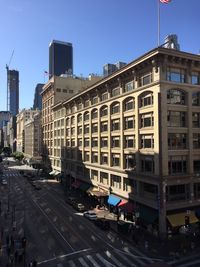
83, 210, 97, 220
66, 197, 77, 205
73, 203, 86, 212
94, 218, 110, 230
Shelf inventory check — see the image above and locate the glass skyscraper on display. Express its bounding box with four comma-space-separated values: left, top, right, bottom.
9, 70, 19, 116
49, 40, 73, 77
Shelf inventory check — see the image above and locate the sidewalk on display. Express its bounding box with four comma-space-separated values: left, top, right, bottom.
93, 207, 200, 260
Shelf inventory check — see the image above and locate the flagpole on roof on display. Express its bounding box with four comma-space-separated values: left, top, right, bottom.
158, 0, 160, 47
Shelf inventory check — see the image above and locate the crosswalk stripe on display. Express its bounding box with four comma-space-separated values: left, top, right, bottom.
68, 260, 76, 267
96, 253, 115, 267
121, 248, 148, 266
114, 250, 137, 267
86, 255, 101, 267
78, 257, 90, 267
105, 250, 126, 267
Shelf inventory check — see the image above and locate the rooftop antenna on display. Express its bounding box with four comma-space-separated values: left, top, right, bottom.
6, 50, 14, 111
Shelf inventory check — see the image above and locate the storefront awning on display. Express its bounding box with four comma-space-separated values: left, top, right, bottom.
87, 187, 108, 197
139, 206, 158, 224
118, 200, 134, 212
167, 211, 199, 228
79, 183, 90, 191
107, 194, 121, 206
71, 180, 82, 189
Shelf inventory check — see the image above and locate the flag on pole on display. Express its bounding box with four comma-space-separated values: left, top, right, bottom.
160, 0, 171, 3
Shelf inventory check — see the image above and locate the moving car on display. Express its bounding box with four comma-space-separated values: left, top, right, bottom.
83, 210, 97, 220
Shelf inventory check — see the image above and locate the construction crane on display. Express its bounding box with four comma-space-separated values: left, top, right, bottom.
6, 50, 14, 111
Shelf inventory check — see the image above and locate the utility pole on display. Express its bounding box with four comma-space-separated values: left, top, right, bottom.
6, 50, 14, 111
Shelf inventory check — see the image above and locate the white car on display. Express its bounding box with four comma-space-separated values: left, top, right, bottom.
1, 179, 8, 185
83, 210, 97, 220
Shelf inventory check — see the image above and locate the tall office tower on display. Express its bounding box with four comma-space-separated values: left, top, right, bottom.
49, 40, 73, 78
8, 70, 19, 116
0, 111, 11, 128
33, 83, 44, 110
103, 61, 126, 77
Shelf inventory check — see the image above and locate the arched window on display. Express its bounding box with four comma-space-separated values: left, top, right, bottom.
140, 92, 153, 107
91, 109, 98, 119
167, 89, 186, 105
100, 105, 108, 117
84, 111, 90, 121
77, 114, 82, 123
124, 97, 135, 111
71, 116, 75, 125
111, 102, 120, 115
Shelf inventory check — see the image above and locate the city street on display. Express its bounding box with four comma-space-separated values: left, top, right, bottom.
0, 159, 159, 267
0, 158, 200, 267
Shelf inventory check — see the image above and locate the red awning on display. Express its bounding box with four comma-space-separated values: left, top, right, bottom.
118, 200, 128, 207
71, 180, 81, 188
118, 201, 134, 212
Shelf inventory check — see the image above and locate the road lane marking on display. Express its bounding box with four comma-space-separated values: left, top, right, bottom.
32, 198, 75, 251
96, 253, 115, 267
78, 257, 90, 267
38, 248, 92, 265
86, 255, 100, 267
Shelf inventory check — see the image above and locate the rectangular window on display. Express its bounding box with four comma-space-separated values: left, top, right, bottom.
112, 119, 120, 131
92, 153, 98, 163
84, 152, 90, 162
167, 111, 186, 127
192, 113, 200, 128
124, 116, 135, 130
193, 133, 200, 149
78, 138, 82, 147
92, 123, 98, 133
124, 136, 135, 148
166, 184, 189, 202
100, 172, 109, 185
194, 183, 200, 199
91, 170, 98, 181
92, 138, 98, 147
101, 122, 108, 132
101, 153, 108, 165
139, 72, 152, 87
84, 125, 90, 134
124, 81, 134, 92
194, 160, 200, 173
101, 92, 108, 101
92, 96, 98, 105
84, 138, 90, 147
168, 133, 187, 149
111, 175, 121, 189
112, 154, 120, 167
124, 154, 136, 169
101, 137, 108, 147
111, 87, 120, 97
78, 126, 82, 135
141, 156, 154, 173
167, 67, 186, 83
141, 135, 154, 149
112, 137, 120, 148
168, 156, 187, 175
192, 74, 199, 85
141, 113, 154, 128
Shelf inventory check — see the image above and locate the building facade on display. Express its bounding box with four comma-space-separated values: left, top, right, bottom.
41, 75, 102, 170
103, 62, 126, 77
33, 83, 44, 110
24, 112, 42, 164
51, 47, 200, 236
0, 111, 11, 129
8, 70, 19, 116
49, 40, 73, 77
16, 109, 39, 153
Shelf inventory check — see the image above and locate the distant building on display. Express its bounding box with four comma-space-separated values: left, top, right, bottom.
103, 61, 126, 77
33, 83, 44, 110
16, 109, 39, 153
41, 74, 102, 170
0, 111, 11, 128
6, 116, 17, 153
8, 70, 19, 116
49, 40, 73, 78
24, 111, 42, 165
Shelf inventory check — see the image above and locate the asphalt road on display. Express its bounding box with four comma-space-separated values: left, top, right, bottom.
3, 159, 200, 267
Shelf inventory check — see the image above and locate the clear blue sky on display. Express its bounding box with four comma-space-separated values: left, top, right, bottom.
0, 0, 200, 110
